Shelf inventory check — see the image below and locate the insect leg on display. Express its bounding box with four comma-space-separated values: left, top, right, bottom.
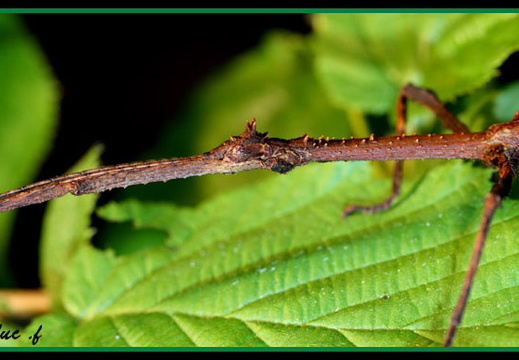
342, 85, 406, 216
342, 83, 470, 217
443, 161, 516, 346
400, 83, 469, 134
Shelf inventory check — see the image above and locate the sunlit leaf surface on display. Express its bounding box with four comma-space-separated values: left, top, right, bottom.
24, 161, 519, 347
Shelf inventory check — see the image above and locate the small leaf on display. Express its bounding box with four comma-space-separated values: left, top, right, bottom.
493, 80, 519, 122
311, 13, 519, 114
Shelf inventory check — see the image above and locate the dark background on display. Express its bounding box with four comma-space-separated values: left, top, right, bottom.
11, 14, 312, 288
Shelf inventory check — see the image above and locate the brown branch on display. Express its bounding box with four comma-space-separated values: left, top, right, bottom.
0, 289, 51, 319
1, 117, 519, 214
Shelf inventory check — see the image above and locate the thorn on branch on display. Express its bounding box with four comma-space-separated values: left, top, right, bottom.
244, 118, 268, 139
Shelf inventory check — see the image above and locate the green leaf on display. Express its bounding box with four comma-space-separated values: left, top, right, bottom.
40, 145, 103, 310
74, 313, 195, 347
61, 244, 117, 319
0, 14, 60, 285
311, 13, 519, 114
29, 161, 519, 347
493, 80, 519, 122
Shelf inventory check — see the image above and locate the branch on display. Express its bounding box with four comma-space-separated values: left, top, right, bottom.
0, 117, 516, 214
0, 289, 51, 319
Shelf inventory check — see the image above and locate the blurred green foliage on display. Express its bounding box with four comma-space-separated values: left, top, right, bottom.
0, 14, 59, 286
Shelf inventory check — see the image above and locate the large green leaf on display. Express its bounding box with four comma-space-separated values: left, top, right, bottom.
23, 160, 519, 347
0, 14, 59, 285
311, 13, 519, 114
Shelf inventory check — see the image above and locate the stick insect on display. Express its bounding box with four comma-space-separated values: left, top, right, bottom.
0, 84, 517, 346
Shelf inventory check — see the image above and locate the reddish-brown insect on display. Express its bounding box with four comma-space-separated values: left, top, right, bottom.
1, 84, 518, 346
